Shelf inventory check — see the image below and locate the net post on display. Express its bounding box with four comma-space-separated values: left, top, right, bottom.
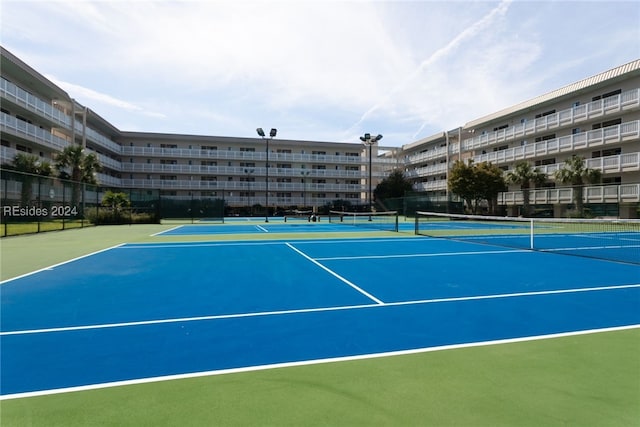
394, 213, 399, 232
530, 218, 534, 249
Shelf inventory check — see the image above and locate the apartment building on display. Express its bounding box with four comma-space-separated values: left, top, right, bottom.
1, 45, 638, 218
0, 47, 395, 212
402, 59, 640, 218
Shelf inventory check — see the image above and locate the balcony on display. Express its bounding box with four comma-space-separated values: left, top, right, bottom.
119, 179, 365, 193
462, 88, 640, 151
1, 113, 68, 151
471, 121, 640, 166
500, 183, 640, 205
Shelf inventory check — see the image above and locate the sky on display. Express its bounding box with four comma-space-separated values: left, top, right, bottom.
1, 0, 639, 147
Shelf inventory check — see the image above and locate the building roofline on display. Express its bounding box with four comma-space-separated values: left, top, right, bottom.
464, 59, 640, 128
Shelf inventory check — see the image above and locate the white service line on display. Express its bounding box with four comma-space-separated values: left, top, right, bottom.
0, 244, 126, 284
316, 249, 527, 261
2, 323, 638, 401
2, 283, 638, 336
285, 242, 385, 305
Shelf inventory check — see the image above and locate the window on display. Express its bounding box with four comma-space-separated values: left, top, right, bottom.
592, 118, 621, 130
492, 124, 508, 132
602, 177, 622, 184
240, 147, 255, 152
534, 134, 556, 142
201, 145, 217, 151
534, 158, 555, 166
592, 148, 621, 158
535, 110, 556, 119
592, 89, 621, 101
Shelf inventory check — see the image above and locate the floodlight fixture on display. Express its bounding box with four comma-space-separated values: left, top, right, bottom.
269, 128, 277, 138
256, 128, 265, 137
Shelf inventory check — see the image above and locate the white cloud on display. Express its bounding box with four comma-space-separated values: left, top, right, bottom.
2, 0, 638, 146
46, 75, 167, 119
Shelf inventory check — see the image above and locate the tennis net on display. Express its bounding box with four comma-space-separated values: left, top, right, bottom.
415, 211, 640, 265
328, 210, 399, 232
283, 210, 314, 222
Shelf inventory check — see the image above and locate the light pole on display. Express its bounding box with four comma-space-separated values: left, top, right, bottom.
301, 170, 310, 209
244, 168, 254, 216
256, 127, 277, 222
359, 133, 383, 213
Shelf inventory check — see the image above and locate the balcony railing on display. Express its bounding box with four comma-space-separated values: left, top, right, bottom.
0, 78, 71, 127
471, 121, 639, 166
0, 113, 68, 151
500, 183, 640, 204
118, 178, 364, 193
462, 88, 640, 151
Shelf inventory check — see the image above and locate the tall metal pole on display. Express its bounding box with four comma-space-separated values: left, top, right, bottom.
256, 128, 277, 222
368, 143, 372, 213
265, 137, 269, 222
360, 133, 382, 213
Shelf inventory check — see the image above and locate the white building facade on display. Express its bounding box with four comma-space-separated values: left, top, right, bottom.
1, 46, 638, 218
402, 59, 640, 218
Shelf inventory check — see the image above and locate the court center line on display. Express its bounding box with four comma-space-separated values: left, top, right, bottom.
284, 242, 385, 305
3, 283, 638, 337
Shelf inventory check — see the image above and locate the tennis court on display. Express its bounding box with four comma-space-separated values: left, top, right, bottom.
2, 220, 639, 400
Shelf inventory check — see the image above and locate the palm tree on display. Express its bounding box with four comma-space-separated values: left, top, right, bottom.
8, 153, 52, 205
55, 145, 101, 184
554, 155, 601, 217
506, 161, 547, 216
55, 145, 102, 207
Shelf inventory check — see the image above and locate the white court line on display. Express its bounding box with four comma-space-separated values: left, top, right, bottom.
316, 249, 527, 261
255, 225, 269, 233
2, 323, 638, 401
4, 283, 638, 337
285, 242, 385, 305
0, 244, 125, 284
150, 225, 184, 236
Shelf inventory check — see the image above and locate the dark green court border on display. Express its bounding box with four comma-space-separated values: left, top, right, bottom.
1, 223, 638, 426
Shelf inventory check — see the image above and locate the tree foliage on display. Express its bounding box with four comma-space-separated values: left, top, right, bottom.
7, 153, 53, 205
448, 160, 506, 214
102, 191, 131, 212
55, 145, 101, 184
374, 169, 414, 201
506, 161, 547, 216
554, 155, 601, 216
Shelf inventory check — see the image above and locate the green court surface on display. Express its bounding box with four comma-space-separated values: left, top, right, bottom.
1, 222, 639, 426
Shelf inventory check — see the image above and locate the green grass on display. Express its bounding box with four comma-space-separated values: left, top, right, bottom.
1, 224, 639, 426
2, 330, 638, 426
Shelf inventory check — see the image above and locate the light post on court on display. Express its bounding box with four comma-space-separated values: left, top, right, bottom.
256, 128, 277, 222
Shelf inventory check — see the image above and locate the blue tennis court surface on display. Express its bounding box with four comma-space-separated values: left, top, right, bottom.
2, 236, 639, 398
